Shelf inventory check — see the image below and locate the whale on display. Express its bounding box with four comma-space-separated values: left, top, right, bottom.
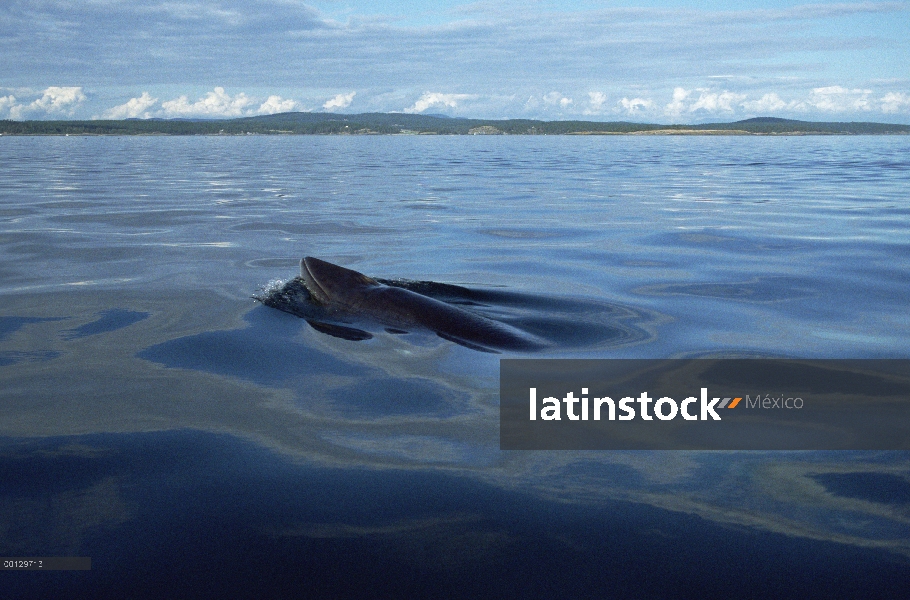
261, 257, 547, 352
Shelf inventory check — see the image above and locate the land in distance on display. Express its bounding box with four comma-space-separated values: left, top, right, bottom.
1, 114, 908, 136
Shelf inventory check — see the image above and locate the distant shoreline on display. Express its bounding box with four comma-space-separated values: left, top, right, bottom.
2, 113, 909, 136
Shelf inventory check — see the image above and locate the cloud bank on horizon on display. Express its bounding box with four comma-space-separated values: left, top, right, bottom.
1, 0, 908, 123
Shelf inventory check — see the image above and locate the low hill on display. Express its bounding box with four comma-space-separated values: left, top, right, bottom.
2, 113, 908, 135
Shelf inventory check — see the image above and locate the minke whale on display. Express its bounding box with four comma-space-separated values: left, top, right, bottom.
260, 257, 547, 353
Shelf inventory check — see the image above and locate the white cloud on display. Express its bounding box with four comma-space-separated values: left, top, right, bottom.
102, 91, 158, 119
688, 90, 746, 113
32, 86, 87, 113
881, 92, 910, 114
543, 91, 572, 108
741, 93, 790, 113
8, 86, 86, 119
322, 92, 355, 111
160, 87, 256, 118
806, 86, 873, 112
259, 95, 300, 114
618, 97, 654, 115
664, 87, 691, 118
0, 95, 16, 115
114, 88, 300, 118
404, 92, 477, 114
665, 87, 748, 117
585, 91, 608, 114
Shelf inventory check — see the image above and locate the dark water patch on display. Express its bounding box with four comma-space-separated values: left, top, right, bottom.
560, 248, 674, 269
0, 263, 21, 281
563, 459, 650, 488
8, 243, 141, 262
35, 200, 108, 210
881, 205, 910, 216
329, 377, 464, 418
230, 221, 393, 235
0, 316, 66, 341
308, 319, 374, 340
1, 230, 85, 246
651, 231, 806, 254
3, 430, 910, 600
47, 210, 211, 228
0, 350, 62, 367
814, 472, 910, 505
61, 309, 150, 340
0, 440, 121, 497
507, 314, 642, 347
637, 276, 817, 302
478, 227, 570, 239
405, 200, 451, 210
0, 207, 36, 219
138, 306, 359, 386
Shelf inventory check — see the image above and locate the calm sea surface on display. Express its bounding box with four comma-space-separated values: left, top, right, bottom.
2, 135, 909, 597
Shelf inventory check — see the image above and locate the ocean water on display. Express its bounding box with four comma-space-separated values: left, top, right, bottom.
1, 135, 909, 598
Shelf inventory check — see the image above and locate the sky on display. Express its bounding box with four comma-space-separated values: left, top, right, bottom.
1, 0, 909, 123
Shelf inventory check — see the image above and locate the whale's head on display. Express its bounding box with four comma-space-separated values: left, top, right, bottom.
300, 257, 377, 305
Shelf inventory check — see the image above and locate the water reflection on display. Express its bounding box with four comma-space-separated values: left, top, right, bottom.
1, 136, 909, 597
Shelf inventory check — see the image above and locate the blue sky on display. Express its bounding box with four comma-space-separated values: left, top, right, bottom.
2, 0, 908, 122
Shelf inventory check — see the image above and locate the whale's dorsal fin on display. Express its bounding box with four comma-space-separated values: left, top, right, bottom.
301, 257, 377, 304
